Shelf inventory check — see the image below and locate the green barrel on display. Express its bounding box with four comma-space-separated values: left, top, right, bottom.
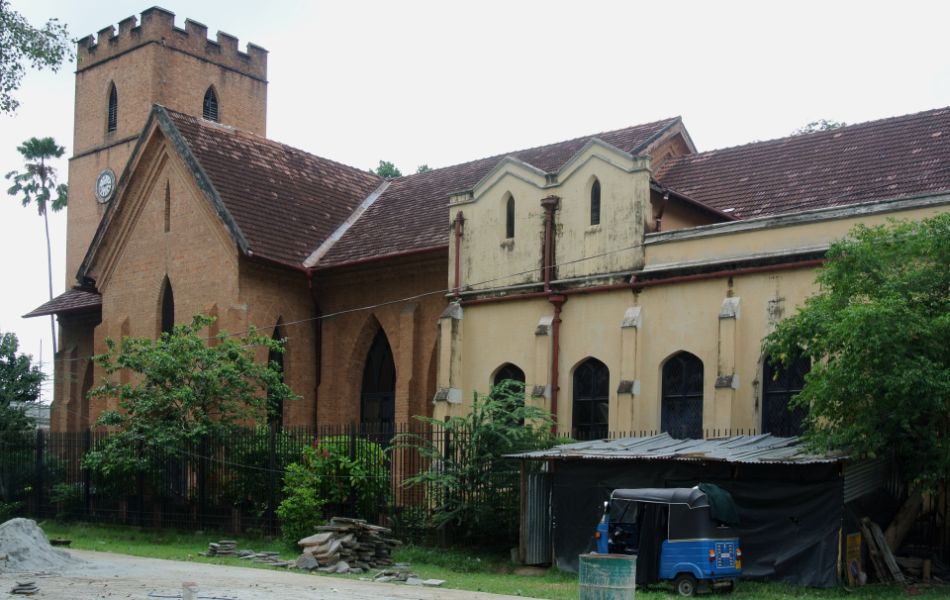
578, 553, 637, 600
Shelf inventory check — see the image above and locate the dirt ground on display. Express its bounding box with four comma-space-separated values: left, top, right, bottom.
0, 549, 543, 599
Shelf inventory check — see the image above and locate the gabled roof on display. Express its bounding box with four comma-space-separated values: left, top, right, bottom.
315, 117, 682, 267
23, 288, 101, 318
655, 107, 950, 220
80, 106, 382, 279
162, 110, 382, 267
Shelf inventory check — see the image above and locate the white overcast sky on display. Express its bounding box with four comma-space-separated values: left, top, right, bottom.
2, 0, 949, 401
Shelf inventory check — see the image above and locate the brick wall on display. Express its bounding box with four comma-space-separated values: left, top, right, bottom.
313, 252, 448, 426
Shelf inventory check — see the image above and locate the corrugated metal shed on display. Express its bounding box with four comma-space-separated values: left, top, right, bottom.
508, 433, 846, 464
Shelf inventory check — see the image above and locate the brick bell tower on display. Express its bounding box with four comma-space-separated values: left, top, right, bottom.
65, 7, 268, 285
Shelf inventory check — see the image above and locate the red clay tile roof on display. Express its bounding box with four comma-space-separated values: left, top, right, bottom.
24, 288, 101, 318
316, 117, 681, 267
655, 107, 950, 220
164, 109, 382, 267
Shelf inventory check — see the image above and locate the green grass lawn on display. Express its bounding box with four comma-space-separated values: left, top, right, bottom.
38, 521, 947, 599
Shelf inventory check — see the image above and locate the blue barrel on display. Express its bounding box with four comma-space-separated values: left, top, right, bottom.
579, 553, 637, 600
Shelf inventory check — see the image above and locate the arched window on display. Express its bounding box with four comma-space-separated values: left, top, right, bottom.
493, 363, 525, 423
762, 354, 810, 436
202, 86, 219, 122
164, 181, 171, 233
590, 179, 601, 226
661, 351, 703, 439
267, 322, 285, 427
573, 358, 609, 440
107, 83, 118, 133
361, 329, 396, 430
160, 278, 174, 335
505, 195, 515, 239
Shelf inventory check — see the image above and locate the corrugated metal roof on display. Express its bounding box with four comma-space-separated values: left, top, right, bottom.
508, 433, 846, 464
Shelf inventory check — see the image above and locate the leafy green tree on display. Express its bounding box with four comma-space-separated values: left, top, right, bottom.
0, 331, 42, 437
373, 160, 402, 179
6, 137, 68, 350
396, 381, 555, 541
82, 315, 299, 489
763, 214, 950, 490
791, 119, 847, 135
0, 1, 73, 114
415, 164, 431, 174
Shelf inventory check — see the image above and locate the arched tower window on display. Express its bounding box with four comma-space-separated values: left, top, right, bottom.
505, 195, 515, 239
160, 278, 174, 335
590, 179, 601, 226
762, 354, 810, 436
202, 86, 219, 122
107, 83, 118, 133
573, 358, 609, 440
661, 351, 704, 439
268, 321, 285, 427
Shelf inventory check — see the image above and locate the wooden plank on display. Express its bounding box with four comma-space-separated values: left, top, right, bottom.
868, 519, 906, 583
860, 518, 891, 583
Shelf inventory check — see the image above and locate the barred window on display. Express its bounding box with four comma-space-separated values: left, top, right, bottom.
573, 358, 609, 440
107, 83, 118, 133
661, 351, 704, 439
762, 354, 810, 436
202, 86, 219, 122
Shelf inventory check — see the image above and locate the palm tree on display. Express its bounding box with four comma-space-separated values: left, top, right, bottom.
6, 137, 68, 351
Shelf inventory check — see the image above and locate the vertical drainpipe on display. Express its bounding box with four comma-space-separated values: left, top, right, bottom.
540, 195, 563, 433
307, 269, 321, 429
453, 211, 464, 300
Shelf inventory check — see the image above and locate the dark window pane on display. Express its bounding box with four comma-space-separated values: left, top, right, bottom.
361, 330, 396, 429
573, 358, 609, 439
506, 196, 515, 239
662, 352, 703, 439
590, 180, 601, 226
108, 84, 118, 132
762, 354, 810, 436
203, 87, 219, 122
160, 279, 174, 335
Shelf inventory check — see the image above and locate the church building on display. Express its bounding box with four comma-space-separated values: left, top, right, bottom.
27, 8, 950, 439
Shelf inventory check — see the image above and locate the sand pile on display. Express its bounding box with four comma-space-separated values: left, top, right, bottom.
0, 518, 80, 573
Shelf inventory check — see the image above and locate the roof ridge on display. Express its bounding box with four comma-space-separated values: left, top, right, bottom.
675, 105, 950, 159
396, 116, 682, 179
160, 106, 382, 185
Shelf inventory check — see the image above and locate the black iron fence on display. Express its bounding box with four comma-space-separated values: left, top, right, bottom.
0, 423, 522, 541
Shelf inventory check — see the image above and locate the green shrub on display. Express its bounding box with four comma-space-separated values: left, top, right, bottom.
395, 380, 556, 543
276, 451, 326, 547
310, 436, 388, 518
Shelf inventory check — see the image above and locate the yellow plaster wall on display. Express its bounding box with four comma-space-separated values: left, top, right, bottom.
449, 147, 651, 294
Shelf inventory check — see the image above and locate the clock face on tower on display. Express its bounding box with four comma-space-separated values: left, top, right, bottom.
95, 169, 116, 203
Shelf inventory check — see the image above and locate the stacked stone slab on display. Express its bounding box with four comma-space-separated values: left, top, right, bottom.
202, 540, 237, 556
295, 517, 401, 574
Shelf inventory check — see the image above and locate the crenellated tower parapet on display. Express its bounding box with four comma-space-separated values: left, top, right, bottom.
76, 7, 267, 81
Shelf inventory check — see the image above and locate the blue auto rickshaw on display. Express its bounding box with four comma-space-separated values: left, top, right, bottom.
594, 484, 742, 596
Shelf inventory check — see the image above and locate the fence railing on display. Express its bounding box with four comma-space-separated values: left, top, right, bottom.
0, 422, 525, 541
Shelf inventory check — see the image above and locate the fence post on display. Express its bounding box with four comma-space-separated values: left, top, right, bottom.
83, 429, 92, 516
266, 422, 278, 534
198, 434, 208, 528
348, 422, 358, 517
33, 429, 45, 517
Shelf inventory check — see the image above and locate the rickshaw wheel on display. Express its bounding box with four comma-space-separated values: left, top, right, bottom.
674, 574, 697, 597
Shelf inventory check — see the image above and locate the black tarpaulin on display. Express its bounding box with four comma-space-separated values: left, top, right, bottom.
550, 459, 842, 587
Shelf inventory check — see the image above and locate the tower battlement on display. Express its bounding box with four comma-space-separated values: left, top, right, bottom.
76, 7, 267, 81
